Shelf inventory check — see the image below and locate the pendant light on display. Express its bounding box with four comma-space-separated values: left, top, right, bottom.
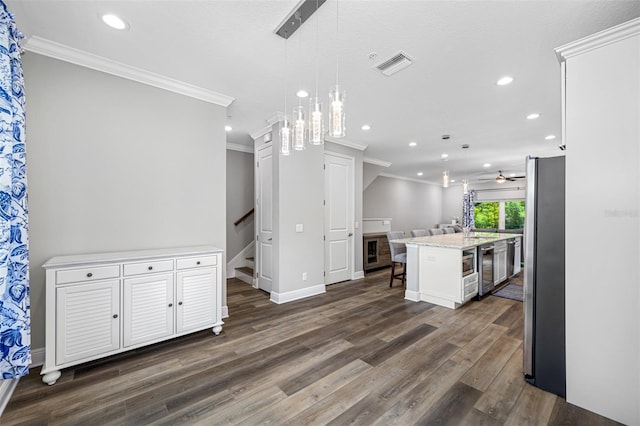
329, 0, 346, 138
462, 144, 470, 194
309, 0, 324, 145
280, 31, 292, 155
442, 170, 450, 188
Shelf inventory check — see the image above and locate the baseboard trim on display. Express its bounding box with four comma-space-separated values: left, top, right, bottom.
404, 290, 420, 302
222, 305, 229, 319
226, 241, 255, 278
270, 284, 326, 304
352, 270, 365, 280
0, 378, 18, 416
31, 347, 45, 367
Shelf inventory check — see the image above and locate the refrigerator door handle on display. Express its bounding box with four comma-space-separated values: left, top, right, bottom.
523, 156, 537, 378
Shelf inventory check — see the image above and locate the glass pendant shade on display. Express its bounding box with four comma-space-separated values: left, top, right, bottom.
280, 117, 292, 156
463, 178, 469, 194
309, 98, 324, 145
442, 170, 450, 188
329, 85, 346, 138
293, 105, 307, 150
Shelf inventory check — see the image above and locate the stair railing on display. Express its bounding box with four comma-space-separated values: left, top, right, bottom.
233, 208, 254, 226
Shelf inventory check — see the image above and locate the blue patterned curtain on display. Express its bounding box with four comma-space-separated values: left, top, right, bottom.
0, 1, 30, 380
462, 190, 475, 229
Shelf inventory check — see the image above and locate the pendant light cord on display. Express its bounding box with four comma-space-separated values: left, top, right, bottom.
315, 0, 319, 99
335, 0, 339, 86
284, 30, 288, 120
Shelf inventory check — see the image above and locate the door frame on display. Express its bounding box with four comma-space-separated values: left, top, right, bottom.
324, 150, 356, 284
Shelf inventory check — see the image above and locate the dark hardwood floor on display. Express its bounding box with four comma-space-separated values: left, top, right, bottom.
3, 269, 618, 425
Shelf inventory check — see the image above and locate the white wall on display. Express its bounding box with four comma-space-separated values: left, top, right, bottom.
442, 185, 464, 223
226, 149, 254, 260
363, 176, 442, 236
562, 25, 639, 425
23, 53, 227, 351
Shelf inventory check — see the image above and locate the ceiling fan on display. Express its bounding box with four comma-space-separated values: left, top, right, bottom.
480, 170, 526, 183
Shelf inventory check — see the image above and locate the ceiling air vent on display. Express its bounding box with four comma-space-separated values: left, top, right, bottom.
373, 51, 414, 76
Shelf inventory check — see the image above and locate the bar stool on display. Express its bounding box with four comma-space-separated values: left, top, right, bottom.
411, 229, 428, 237
386, 231, 406, 287
429, 228, 444, 236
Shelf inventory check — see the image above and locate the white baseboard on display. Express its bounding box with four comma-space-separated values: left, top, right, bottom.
270, 284, 326, 304
352, 270, 365, 280
226, 241, 255, 278
222, 305, 229, 319
0, 378, 18, 416
31, 347, 45, 367
404, 290, 421, 302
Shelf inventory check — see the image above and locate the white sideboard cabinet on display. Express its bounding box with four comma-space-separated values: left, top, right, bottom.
41, 246, 224, 385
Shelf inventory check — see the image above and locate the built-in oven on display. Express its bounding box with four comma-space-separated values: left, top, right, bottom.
478, 243, 495, 297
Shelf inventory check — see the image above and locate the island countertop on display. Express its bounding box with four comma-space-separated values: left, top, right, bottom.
392, 232, 522, 250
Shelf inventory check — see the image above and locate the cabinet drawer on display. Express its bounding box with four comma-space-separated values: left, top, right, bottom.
176, 255, 217, 270
123, 260, 173, 277
56, 265, 120, 284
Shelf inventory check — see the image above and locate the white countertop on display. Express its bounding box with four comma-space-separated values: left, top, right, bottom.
392, 232, 521, 250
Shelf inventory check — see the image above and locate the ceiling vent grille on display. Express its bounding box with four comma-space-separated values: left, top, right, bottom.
373, 51, 414, 76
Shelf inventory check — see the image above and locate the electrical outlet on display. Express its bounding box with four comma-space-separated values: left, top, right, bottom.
302, 272, 307, 281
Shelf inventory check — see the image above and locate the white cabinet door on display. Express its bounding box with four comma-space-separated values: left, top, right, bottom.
494, 248, 508, 284
176, 268, 217, 334
56, 280, 120, 365
123, 273, 174, 347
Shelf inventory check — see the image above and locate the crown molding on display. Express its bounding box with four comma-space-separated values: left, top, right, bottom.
265, 111, 286, 126
324, 136, 368, 151
24, 36, 235, 107
250, 124, 273, 141
378, 173, 440, 186
555, 17, 640, 62
363, 157, 391, 167
226, 143, 254, 154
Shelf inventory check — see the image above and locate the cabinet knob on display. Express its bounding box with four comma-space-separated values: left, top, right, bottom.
113, 314, 118, 319
168, 303, 173, 307
196, 261, 201, 265
148, 266, 153, 270
178, 301, 183, 306
87, 272, 93, 278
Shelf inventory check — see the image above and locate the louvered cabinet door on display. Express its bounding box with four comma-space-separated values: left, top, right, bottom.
123, 273, 174, 347
55, 280, 120, 365
176, 268, 216, 334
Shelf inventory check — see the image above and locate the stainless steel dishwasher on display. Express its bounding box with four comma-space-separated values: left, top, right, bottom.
507, 237, 516, 277
478, 243, 495, 296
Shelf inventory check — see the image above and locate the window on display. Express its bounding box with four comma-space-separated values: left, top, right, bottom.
474, 200, 525, 229
474, 202, 499, 228
505, 200, 525, 229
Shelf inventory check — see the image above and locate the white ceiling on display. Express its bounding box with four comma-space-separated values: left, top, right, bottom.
7, 0, 640, 183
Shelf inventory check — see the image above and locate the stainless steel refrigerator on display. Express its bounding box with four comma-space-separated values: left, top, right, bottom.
524, 155, 565, 398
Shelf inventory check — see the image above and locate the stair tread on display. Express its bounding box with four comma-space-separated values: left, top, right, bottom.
235, 266, 254, 275
245, 256, 254, 261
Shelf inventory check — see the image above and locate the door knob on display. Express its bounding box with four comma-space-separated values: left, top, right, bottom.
348, 233, 353, 237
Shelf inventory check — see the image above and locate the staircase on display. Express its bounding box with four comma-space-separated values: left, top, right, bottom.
234, 256, 254, 285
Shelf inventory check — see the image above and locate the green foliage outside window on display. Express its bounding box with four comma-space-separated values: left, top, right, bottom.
505, 201, 525, 229
474, 202, 499, 228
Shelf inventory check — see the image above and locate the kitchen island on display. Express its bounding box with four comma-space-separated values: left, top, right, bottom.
393, 232, 521, 309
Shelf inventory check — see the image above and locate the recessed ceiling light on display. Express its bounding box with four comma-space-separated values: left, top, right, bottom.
483, 163, 491, 168
409, 142, 417, 147
509, 173, 516, 177
527, 113, 541, 120
451, 179, 456, 183
497, 76, 514, 86
296, 90, 309, 98
441, 153, 448, 159
225, 125, 232, 132
101, 14, 128, 30
545, 134, 556, 140
417, 172, 423, 176
361, 124, 371, 131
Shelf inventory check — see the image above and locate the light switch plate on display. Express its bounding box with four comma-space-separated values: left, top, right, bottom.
296, 224, 303, 233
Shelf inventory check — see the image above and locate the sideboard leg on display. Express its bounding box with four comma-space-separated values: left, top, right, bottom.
42, 370, 61, 386
212, 325, 222, 335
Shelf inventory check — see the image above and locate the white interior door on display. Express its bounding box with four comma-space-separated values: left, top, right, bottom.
324, 152, 354, 284
256, 145, 273, 293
